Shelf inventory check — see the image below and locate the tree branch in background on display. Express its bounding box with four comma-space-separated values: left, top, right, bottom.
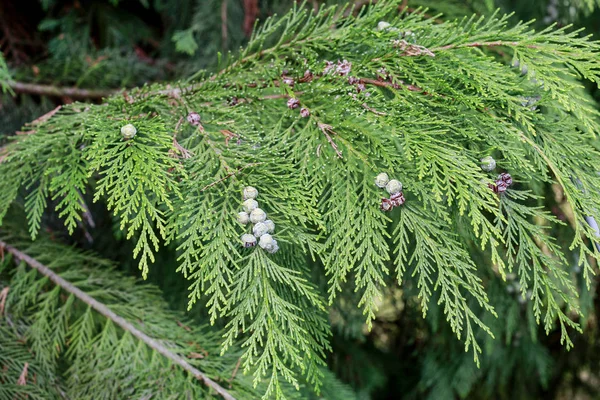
221, 0, 229, 53
7, 81, 118, 99
242, 0, 259, 37
0, 240, 237, 400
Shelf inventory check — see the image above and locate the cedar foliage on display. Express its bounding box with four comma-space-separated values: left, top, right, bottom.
1, 0, 600, 399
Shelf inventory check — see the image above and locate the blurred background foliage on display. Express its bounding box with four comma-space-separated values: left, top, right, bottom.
1, 0, 600, 399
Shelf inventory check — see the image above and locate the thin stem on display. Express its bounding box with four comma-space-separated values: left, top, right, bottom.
317, 122, 343, 158
0, 240, 236, 400
199, 162, 262, 192
433, 40, 539, 52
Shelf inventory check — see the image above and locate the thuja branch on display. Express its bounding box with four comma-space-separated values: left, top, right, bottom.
0, 240, 237, 400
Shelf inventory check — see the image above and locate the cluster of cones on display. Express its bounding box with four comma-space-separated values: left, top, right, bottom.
489, 172, 513, 194
375, 173, 405, 212
380, 192, 405, 212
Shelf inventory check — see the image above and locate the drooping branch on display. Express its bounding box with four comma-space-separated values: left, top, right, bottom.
0, 240, 237, 400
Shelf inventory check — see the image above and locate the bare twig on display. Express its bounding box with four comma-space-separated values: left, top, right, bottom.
0, 286, 9, 315
360, 77, 422, 92
29, 105, 63, 125
172, 137, 193, 159
228, 357, 242, 387
16, 362, 28, 385
219, 129, 239, 146
392, 39, 435, 57
0, 241, 236, 400
8, 81, 117, 99
317, 122, 343, 158
78, 190, 96, 229
362, 103, 387, 116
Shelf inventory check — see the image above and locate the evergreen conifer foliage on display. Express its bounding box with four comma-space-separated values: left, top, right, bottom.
0, 53, 12, 95
1, 1, 600, 398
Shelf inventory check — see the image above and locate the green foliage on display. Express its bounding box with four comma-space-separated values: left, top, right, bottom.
395, 204, 497, 364
0, 53, 12, 94
85, 107, 184, 277
2, 1, 600, 398
0, 228, 263, 399
0, 223, 356, 399
173, 29, 200, 55
14, 1, 170, 88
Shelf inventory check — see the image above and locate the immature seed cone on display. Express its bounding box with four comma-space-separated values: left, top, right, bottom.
498, 172, 513, 186
375, 172, 389, 188
336, 59, 352, 76
268, 242, 279, 254
187, 112, 201, 126
237, 212, 250, 224
259, 234, 278, 253
243, 186, 258, 200
242, 199, 258, 213
492, 181, 508, 194
385, 179, 402, 195
377, 21, 392, 31
120, 124, 137, 139
480, 156, 496, 172
249, 208, 267, 224
390, 192, 405, 207
264, 219, 275, 233
380, 198, 393, 212
241, 233, 257, 248
253, 222, 269, 238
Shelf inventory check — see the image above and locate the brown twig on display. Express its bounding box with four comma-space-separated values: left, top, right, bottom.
228, 357, 242, 388
361, 77, 421, 92
362, 103, 387, 116
30, 105, 62, 125
219, 129, 239, 146
0, 241, 236, 400
317, 122, 343, 158
16, 362, 28, 385
0, 286, 9, 315
8, 81, 117, 99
